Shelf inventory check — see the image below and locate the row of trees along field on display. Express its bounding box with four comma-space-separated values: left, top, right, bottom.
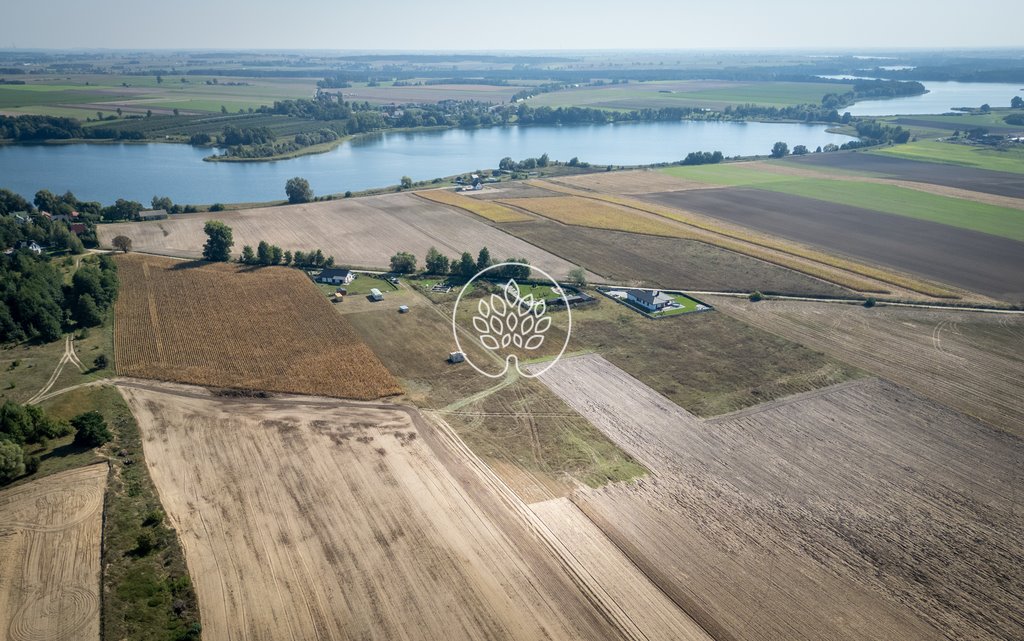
391, 246, 536, 281
0, 402, 111, 484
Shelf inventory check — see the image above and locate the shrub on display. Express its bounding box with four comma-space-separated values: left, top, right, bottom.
134, 531, 157, 556
25, 454, 40, 475
143, 509, 165, 527
0, 440, 25, 482
864, 297, 877, 308
71, 411, 112, 447
749, 291, 763, 302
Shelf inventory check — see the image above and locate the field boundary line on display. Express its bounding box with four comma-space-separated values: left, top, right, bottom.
419, 409, 652, 641
703, 378, 876, 424
685, 291, 1024, 314
529, 179, 961, 298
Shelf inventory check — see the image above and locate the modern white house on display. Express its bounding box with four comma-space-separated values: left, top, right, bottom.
316, 268, 356, 285
626, 288, 674, 312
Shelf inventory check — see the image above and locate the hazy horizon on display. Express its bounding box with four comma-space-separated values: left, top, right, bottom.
6, 0, 1024, 51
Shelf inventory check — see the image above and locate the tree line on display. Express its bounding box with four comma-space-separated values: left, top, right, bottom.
390, 246, 534, 281
0, 251, 118, 343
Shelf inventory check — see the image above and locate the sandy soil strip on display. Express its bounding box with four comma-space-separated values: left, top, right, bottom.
0, 464, 107, 641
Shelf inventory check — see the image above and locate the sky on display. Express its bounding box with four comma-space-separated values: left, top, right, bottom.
6, 0, 1023, 50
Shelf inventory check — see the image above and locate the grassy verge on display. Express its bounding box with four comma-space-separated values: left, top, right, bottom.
870, 140, 1024, 174
44, 385, 202, 641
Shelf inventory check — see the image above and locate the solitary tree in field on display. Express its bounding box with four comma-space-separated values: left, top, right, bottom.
1012, 96, 1024, 109
112, 235, 132, 253
202, 220, 233, 262
399, 176, 414, 190
792, 145, 809, 156
770, 142, 789, 159
285, 177, 313, 204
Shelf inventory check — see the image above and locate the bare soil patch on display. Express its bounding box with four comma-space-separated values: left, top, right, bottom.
500, 218, 854, 296
536, 355, 1024, 641
120, 381, 626, 641
709, 296, 1024, 436
788, 152, 1024, 199
644, 188, 1024, 302
0, 464, 107, 641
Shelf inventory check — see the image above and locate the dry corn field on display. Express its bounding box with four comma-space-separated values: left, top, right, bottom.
534, 354, 1024, 641
415, 189, 533, 222
0, 464, 107, 641
113, 254, 400, 399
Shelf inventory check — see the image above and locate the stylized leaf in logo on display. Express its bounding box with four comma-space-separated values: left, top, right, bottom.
473, 278, 551, 353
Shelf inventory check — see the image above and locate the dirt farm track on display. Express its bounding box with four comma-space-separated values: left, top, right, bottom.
0, 464, 107, 641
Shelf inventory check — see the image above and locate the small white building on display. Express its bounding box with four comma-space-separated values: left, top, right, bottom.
626, 288, 674, 312
317, 268, 356, 285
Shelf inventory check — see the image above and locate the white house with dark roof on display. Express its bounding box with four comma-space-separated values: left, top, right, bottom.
626, 288, 674, 312
317, 268, 355, 285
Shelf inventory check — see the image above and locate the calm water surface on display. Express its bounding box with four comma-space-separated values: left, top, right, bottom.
0, 121, 851, 204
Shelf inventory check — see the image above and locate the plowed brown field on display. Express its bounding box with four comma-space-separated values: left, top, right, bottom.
0, 464, 107, 641
534, 355, 1024, 641
709, 297, 1024, 436
113, 254, 400, 399
119, 381, 631, 641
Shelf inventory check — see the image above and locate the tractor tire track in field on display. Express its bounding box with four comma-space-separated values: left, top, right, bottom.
26, 336, 84, 406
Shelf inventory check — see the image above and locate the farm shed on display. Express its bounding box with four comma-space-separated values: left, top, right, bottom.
137, 209, 168, 221
626, 288, 674, 312
317, 268, 356, 285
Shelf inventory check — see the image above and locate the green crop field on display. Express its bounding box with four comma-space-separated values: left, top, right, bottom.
870, 140, 1024, 175
660, 163, 1024, 241
527, 80, 852, 110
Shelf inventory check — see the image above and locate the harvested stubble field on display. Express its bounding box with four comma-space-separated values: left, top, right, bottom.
530, 180, 960, 298
114, 254, 400, 399
415, 189, 533, 222
709, 297, 1024, 436
0, 464, 107, 641
548, 169, 723, 195
645, 187, 1024, 302
120, 381, 632, 641
98, 192, 582, 277
500, 218, 854, 296
535, 355, 1024, 641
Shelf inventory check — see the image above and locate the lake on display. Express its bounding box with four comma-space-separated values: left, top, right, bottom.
846, 81, 1023, 116
0, 121, 851, 205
